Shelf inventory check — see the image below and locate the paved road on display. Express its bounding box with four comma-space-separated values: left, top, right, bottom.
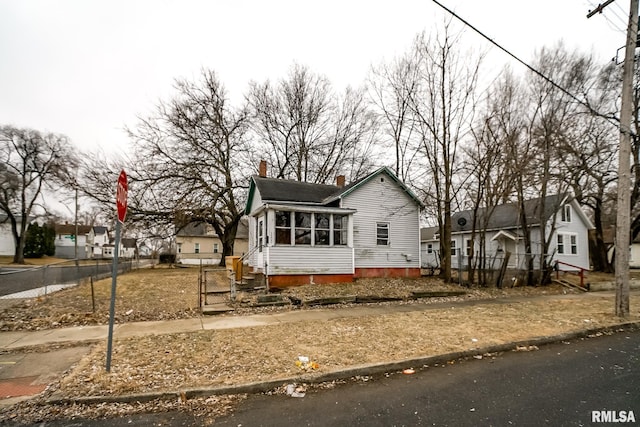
0, 261, 138, 297
22, 329, 640, 426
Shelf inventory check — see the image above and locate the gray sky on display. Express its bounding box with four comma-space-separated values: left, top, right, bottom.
0, 0, 630, 157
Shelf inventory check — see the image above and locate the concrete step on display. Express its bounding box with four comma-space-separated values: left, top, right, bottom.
204, 284, 230, 294
201, 303, 234, 315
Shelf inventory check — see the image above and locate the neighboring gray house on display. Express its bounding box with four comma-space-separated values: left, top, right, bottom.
244, 164, 423, 287
421, 194, 593, 273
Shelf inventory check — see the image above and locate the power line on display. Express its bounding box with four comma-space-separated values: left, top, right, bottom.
587, 0, 626, 32
431, 0, 618, 123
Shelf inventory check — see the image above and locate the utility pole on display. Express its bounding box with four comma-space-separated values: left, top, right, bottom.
594, 0, 639, 317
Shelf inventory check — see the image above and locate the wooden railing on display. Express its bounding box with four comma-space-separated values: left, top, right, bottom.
554, 260, 588, 289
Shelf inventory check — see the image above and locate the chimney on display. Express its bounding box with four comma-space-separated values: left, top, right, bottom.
336, 175, 346, 188
259, 160, 267, 177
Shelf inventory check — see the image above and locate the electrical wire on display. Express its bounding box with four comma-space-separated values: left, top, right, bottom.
587, 0, 627, 33
431, 0, 619, 124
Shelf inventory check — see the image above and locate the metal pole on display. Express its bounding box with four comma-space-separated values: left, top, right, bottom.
74, 186, 79, 266
106, 220, 121, 372
615, 0, 638, 318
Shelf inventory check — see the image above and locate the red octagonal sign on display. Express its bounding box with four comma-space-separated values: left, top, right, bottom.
116, 170, 128, 223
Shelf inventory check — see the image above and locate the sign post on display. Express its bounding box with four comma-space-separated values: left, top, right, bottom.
106, 170, 128, 372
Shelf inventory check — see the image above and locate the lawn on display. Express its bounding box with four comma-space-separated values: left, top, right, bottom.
0, 265, 202, 331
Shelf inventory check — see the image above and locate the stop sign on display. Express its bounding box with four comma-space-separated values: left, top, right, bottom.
116, 170, 128, 223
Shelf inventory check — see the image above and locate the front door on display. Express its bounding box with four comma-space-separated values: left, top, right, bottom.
256, 215, 265, 269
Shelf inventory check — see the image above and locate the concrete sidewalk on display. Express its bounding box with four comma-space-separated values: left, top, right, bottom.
0, 290, 624, 350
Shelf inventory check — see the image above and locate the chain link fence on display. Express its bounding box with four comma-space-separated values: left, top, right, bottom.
0, 259, 141, 297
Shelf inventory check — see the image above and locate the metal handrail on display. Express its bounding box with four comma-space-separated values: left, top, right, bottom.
554, 260, 588, 288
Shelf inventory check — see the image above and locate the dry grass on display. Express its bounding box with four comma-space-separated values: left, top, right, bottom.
0, 265, 201, 331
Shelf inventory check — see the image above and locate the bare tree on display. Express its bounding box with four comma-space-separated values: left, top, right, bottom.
462, 71, 520, 285
248, 63, 378, 184
559, 61, 619, 273
526, 44, 598, 284
0, 126, 76, 264
368, 51, 421, 182
409, 24, 482, 282
98, 69, 251, 266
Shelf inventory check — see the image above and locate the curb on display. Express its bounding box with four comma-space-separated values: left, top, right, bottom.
46, 320, 640, 406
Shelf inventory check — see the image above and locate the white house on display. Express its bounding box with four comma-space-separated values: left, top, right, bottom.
421, 194, 593, 273
54, 223, 92, 259
244, 163, 423, 287
0, 214, 16, 256
102, 237, 137, 259
90, 226, 110, 258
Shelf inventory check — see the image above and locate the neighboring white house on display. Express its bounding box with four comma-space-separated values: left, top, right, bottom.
0, 214, 16, 256
54, 223, 92, 259
91, 226, 110, 258
421, 194, 593, 273
102, 237, 137, 259
0, 214, 40, 257
244, 163, 423, 287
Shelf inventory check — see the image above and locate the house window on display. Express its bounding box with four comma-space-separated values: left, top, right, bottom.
427, 243, 433, 254
333, 214, 347, 245
258, 219, 264, 252
315, 213, 330, 246
194, 243, 200, 254
557, 234, 564, 254
213, 243, 219, 254
275, 211, 291, 245
177, 243, 182, 254
465, 239, 473, 256
450, 240, 457, 256
376, 222, 389, 245
561, 204, 572, 222
557, 233, 577, 255
295, 212, 312, 245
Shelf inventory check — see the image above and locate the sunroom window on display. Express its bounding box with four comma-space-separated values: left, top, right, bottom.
295, 212, 312, 245
275, 211, 291, 245
333, 214, 347, 245
315, 213, 330, 245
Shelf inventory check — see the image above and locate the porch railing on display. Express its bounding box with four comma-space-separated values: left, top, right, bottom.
554, 260, 588, 289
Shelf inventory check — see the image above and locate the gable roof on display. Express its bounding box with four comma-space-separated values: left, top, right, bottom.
420, 226, 438, 242
250, 176, 339, 205
176, 222, 214, 237
245, 166, 423, 215
450, 194, 593, 233
93, 226, 108, 235
55, 224, 93, 236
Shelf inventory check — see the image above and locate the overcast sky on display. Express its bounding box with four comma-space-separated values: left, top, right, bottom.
0, 0, 631, 158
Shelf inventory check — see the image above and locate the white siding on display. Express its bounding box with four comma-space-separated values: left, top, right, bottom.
266, 246, 354, 275
0, 223, 14, 256
343, 174, 420, 269
549, 204, 590, 271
